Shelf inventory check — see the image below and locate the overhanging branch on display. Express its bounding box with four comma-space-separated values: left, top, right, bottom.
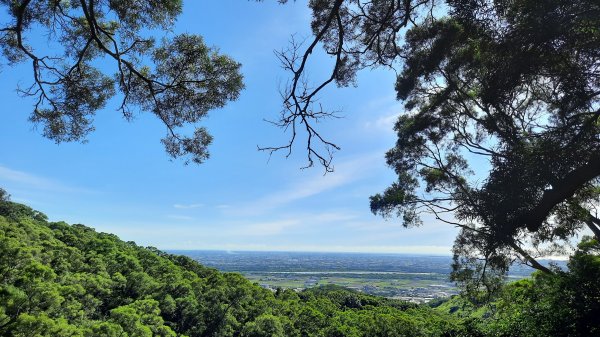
524, 154, 600, 232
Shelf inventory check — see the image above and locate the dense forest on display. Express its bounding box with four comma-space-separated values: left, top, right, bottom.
1, 197, 599, 336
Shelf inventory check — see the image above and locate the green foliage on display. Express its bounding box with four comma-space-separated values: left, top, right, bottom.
240, 314, 285, 337
2, 197, 599, 336
0, 199, 464, 336
434, 238, 600, 337
365, 0, 600, 288
110, 299, 176, 337
0, 1, 244, 164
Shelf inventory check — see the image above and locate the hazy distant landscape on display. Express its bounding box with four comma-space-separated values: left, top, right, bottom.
173, 250, 554, 303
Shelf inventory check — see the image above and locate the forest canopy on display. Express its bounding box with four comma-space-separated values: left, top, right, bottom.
0, 197, 463, 337
1, 197, 599, 336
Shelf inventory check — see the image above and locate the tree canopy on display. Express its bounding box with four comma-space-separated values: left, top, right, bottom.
0, 197, 472, 337
2, 193, 600, 336
278, 0, 600, 288
0, 0, 243, 164
371, 0, 600, 284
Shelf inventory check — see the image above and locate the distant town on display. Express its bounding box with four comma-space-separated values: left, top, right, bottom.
172, 250, 555, 303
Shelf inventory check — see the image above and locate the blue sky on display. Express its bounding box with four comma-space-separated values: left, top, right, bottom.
0, 1, 458, 254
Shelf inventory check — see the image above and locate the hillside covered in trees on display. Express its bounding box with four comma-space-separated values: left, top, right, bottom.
1, 197, 599, 337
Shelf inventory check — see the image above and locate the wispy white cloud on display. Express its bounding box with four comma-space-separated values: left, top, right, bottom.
344, 212, 455, 232
231, 219, 300, 236
167, 242, 452, 255
358, 94, 404, 135
99, 209, 359, 242
311, 211, 359, 223
365, 112, 400, 131
173, 203, 204, 209
93, 208, 454, 254
0, 164, 91, 194
231, 152, 383, 216
166, 214, 195, 221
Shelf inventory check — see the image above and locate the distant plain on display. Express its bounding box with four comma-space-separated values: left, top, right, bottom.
171, 251, 557, 302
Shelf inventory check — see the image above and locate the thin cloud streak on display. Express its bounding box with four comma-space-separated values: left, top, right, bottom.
167, 214, 195, 221
366, 112, 400, 131
173, 203, 204, 209
230, 219, 300, 236
76, 208, 455, 254
229, 152, 384, 216
167, 243, 453, 255
361, 95, 402, 133
0, 164, 92, 194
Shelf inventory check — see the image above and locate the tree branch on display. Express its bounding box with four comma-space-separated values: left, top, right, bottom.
508, 241, 553, 274
524, 154, 600, 232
